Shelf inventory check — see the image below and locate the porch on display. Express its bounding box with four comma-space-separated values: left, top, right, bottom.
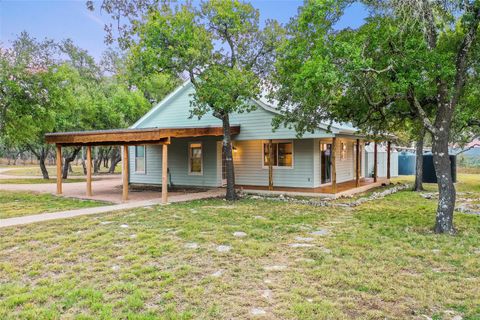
237, 177, 390, 199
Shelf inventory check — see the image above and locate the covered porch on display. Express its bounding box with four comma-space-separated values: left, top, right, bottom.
247, 137, 393, 198
45, 126, 240, 203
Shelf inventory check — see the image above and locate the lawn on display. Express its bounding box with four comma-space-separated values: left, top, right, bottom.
0, 178, 89, 184
0, 191, 108, 219
1, 165, 121, 177
0, 176, 479, 319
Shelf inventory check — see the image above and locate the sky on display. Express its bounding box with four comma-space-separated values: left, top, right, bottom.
0, 0, 369, 62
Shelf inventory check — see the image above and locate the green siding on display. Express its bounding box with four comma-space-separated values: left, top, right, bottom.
129, 137, 221, 187
134, 83, 333, 140
233, 139, 314, 188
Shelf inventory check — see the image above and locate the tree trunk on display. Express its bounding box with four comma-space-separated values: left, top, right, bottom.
221, 114, 237, 201
62, 147, 81, 179
109, 147, 121, 173
432, 131, 456, 234
39, 148, 49, 179
414, 127, 426, 192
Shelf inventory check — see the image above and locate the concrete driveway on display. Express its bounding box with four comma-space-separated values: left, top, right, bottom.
0, 173, 224, 204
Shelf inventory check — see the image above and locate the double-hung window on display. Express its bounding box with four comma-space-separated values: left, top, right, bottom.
135, 145, 146, 173
263, 141, 293, 168
189, 142, 203, 175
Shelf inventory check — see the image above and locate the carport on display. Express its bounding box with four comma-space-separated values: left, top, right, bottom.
45, 126, 240, 203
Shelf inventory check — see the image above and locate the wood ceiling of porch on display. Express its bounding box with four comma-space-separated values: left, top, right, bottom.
45, 126, 241, 146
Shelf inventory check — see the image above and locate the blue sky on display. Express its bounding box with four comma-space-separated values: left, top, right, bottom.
0, 0, 368, 61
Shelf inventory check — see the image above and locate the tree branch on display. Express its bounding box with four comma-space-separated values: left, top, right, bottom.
407, 85, 437, 134
450, 5, 480, 109
360, 65, 394, 75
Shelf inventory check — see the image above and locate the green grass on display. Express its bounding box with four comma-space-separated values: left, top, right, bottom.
1, 164, 121, 177
0, 175, 479, 319
0, 178, 89, 184
0, 191, 108, 219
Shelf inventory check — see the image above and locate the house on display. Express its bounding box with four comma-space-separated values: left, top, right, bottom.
45, 81, 393, 202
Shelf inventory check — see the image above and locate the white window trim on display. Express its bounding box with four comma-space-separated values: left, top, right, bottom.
134, 145, 146, 174
188, 142, 203, 176
261, 140, 294, 170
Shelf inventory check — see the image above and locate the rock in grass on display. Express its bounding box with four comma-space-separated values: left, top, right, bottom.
185, 243, 199, 249
111, 265, 120, 272
211, 270, 223, 277
295, 236, 314, 242
250, 308, 266, 316
289, 243, 314, 248
216, 245, 231, 253
262, 289, 272, 300
311, 229, 328, 236
233, 231, 247, 238
263, 265, 287, 271
120, 224, 129, 228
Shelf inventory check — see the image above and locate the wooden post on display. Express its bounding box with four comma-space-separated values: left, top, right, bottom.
387, 141, 391, 180
356, 139, 360, 187
268, 139, 273, 191
122, 145, 129, 201
374, 141, 378, 183
162, 143, 168, 204
56, 144, 62, 195
86, 145, 92, 196
331, 137, 337, 194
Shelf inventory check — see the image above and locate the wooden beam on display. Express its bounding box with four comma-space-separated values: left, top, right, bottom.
374, 141, 378, 183
56, 144, 62, 195
332, 137, 337, 194
122, 145, 129, 201
162, 144, 168, 204
45, 126, 240, 146
268, 139, 273, 191
356, 139, 360, 187
387, 141, 391, 180
86, 145, 92, 196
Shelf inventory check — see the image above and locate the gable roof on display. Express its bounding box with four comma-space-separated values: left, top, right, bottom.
131, 80, 359, 135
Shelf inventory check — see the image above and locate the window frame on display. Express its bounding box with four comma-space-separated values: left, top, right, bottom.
134, 145, 146, 174
262, 140, 294, 169
188, 142, 204, 176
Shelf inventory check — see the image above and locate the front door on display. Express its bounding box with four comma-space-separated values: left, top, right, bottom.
321, 143, 332, 184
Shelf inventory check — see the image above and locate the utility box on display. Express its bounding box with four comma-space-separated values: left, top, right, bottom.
422, 154, 457, 183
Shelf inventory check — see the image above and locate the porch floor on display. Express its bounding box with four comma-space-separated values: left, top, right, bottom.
237, 178, 390, 198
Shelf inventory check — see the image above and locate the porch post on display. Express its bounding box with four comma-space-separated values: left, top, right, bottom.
387, 141, 391, 180
374, 141, 378, 183
122, 145, 129, 201
86, 145, 92, 196
162, 143, 168, 204
268, 139, 273, 191
56, 144, 62, 195
355, 139, 360, 188
331, 137, 337, 194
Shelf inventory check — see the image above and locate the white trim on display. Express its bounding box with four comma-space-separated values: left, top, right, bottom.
261, 140, 294, 169
188, 141, 203, 176
134, 145, 146, 174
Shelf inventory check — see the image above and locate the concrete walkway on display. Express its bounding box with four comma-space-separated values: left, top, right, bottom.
0, 188, 224, 228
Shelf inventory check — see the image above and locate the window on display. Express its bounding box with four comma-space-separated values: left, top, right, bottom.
189, 142, 203, 175
263, 141, 293, 167
135, 145, 145, 173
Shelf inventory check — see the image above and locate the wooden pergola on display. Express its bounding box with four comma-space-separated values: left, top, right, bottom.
45, 126, 240, 203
